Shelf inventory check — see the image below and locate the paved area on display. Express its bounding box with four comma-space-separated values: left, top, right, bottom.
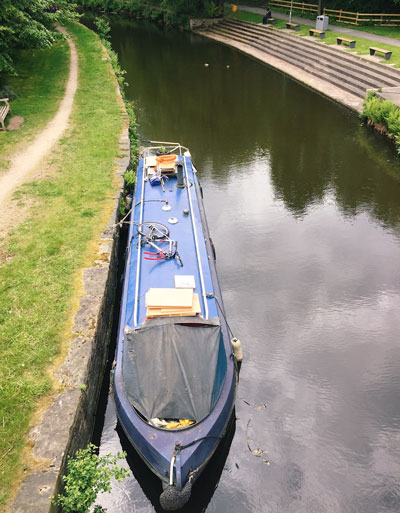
377, 85, 400, 105
229, 3, 400, 47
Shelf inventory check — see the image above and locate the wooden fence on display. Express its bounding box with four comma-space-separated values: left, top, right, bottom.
268, 0, 400, 26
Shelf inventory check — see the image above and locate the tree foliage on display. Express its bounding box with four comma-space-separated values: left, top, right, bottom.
322, 0, 400, 13
81, 0, 223, 18
0, 0, 78, 74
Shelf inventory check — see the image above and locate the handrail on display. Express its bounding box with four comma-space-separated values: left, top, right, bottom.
142, 141, 190, 157
133, 164, 146, 327
183, 155, 209, 320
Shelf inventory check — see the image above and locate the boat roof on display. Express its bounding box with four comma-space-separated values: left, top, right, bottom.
122, 145, 219, 329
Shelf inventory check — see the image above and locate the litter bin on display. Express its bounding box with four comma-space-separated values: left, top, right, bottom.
316, 15, 329, 31
232, 4, 238, 12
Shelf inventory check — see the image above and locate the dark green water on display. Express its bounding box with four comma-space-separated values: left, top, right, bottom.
97, 18, 400, 513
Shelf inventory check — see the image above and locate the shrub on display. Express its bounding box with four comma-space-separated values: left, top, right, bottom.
0, 85, 17, 101
53, 444, 129, 513
361, 91, 400, 153
94, 17, 111, 40
123, 168, 136, 192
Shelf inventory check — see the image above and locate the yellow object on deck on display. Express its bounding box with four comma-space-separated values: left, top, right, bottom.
165, 419, 195, 429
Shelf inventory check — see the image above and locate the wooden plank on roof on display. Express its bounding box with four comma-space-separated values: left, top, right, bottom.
146, 288, 193, 308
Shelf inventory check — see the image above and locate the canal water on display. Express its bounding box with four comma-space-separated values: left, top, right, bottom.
94, 17, 400, 513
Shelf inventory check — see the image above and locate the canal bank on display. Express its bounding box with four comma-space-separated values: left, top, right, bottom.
1, 22, 131, 513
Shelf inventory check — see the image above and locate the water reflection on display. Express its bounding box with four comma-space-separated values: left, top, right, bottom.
110, 18, 400, 227
99, 16, 400, 513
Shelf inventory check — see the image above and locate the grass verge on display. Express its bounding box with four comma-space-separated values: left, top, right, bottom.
0, 20, 124, 509
0, 39, 70, 174
228, 10, 400, 68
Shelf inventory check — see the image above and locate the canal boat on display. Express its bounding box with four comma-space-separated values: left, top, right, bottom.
112, 141, 240, 510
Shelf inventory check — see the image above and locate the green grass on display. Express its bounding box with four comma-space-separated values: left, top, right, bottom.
0, 21, 123, 508
309, 29, 400, 68
228, 9, 264, 24
228, 9, 288, 28
0, 39, 70, 174
329, 23, 400, 41
228, 10, 400, 67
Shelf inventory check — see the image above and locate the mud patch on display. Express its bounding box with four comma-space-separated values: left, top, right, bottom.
7, 116, 24, 131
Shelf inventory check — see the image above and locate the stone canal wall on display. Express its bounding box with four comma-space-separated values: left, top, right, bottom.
11, 84, 130, 513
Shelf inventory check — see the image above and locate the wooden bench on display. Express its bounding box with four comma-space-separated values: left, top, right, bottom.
262, 16, 276, 25
309, 28, 325, 39
0, 98, 11, 131
369, 47, 392, 60
286, 22, 300, 31
337, 36, 356, 49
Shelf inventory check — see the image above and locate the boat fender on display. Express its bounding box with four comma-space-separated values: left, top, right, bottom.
159, 480, 192, 511
231, 337, 243, 362
210, 237, 216, 260
125, 194, 133, 210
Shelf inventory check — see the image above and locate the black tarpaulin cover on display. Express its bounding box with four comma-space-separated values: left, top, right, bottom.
122, 317, 224, 422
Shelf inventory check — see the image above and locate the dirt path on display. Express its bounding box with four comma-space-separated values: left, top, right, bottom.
0, 27, 78, 212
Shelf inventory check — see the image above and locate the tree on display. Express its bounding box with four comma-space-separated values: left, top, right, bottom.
0, 0, 78, 75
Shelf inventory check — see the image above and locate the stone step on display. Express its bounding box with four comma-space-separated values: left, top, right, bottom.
222, 19, 400, 85
205, 24, 366, 97
209, 23, 391, 92
221, 20, 400, 84
203, 19, 400, 98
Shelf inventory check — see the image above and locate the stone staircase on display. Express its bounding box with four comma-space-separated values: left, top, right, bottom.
197, 18, 400, 100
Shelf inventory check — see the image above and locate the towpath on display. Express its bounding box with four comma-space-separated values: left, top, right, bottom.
229, 3, 400, 47
0, 27, 78, 210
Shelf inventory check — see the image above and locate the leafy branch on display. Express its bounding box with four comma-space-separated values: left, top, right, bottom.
53, 443, 129, 513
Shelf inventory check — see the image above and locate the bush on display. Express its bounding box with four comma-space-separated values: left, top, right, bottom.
53, 444, 129, 513
94, 17, 111, 40
0, 85, 17, 101
123, 168, 136, 192
361, 91, 400, 153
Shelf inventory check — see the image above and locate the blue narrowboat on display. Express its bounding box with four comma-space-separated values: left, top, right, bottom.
113, 142, 240, 510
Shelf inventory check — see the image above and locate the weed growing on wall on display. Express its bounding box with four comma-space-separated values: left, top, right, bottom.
53, 444, 129, 513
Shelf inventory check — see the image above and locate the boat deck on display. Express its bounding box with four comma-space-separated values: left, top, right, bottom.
123, 154, 218, 328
